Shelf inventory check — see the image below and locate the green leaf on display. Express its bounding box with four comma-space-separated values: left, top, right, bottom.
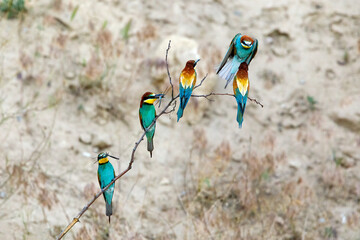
261, 169, 270, 181
102, 20, 108, 30
70, 5, 79, 21
203, 178, 211, 188
307, 96, 317, 110
121, 19, 132, 41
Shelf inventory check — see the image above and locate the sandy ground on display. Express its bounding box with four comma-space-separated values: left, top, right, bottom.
0, 0, 359, 239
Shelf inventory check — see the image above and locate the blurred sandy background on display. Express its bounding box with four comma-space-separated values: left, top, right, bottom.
0, 0, 359, 239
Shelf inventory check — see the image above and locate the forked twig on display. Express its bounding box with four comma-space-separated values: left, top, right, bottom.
194, 73, 208, 90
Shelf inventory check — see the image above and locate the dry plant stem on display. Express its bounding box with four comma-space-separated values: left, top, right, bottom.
192, 93, 264, 108
248, 96, 264, 108
194, 73, 208, 90
193, 74, 263, 107
57, 40, 184, 240
165, 40, 174, 98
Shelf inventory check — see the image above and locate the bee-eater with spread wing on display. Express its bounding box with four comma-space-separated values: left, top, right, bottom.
139, 92, 164, 157
217, 33, 258, 88
177, 59, 200, 122
233, 62, 250, 128
97, 152, 119, 223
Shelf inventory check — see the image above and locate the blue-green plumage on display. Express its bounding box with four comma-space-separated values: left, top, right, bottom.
177, 59, 199, 122
217, 33, 258, 88
97, 153, 115, 223
233, 62, 250, 128
139, 103, 156, 156
234, 88, 248, 128
139, 92, 163, 157
177, 86, 194, 121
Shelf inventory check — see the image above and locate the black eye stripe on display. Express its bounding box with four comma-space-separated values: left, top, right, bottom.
241, 40, 252, 46
143, 95, 156, 100
98, 153, 108, 159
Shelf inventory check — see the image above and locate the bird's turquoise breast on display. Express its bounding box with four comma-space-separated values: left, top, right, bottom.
140, 104, 156, 138
98, 162, 115, 204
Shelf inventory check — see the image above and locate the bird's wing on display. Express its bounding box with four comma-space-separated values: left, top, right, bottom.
245, 39, 258, 65
139, 110, 145, 131
192, 72, 197, 88
112, 167, 116, 187
216, 37, 236, 74
97, 171, 101, 186
180, 74, 187, 87
98, 170, 107, 200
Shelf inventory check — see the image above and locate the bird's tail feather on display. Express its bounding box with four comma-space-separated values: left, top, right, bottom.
147, 138, 153, 158
177, 94, 191, 122
106, 201, 112, 220
217, 59, 236, 89
177, 107, 184, 122
237, 104, 244, 128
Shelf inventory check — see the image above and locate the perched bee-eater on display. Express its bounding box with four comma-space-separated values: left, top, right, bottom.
139, 92, 164, 157
97, 152, 118, 223
217, 33, 258, 88
177, 59, 200, 122
233, 62, 250, 128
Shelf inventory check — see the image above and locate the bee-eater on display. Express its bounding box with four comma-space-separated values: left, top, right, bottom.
177, 59, 200, 122
233, 62, 250, 128
97, 152, 118, 223
217, 33, 258, 88
139, 92, 164, 157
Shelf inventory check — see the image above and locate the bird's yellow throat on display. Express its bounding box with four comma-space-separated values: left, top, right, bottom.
144, 98, 156, 104
99, 157, 109, 164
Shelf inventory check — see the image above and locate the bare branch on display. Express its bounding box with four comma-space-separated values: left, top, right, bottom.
165, 40, 173, 98
247, 96, 264, 108
194, 73, 208, 90
192, 93, 235, 97
192, 93, 264, 108
191, 93, 235, 101
163, 100, 177, 114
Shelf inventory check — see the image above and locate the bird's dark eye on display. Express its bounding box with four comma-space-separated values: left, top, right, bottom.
240, 36, 254, 49
242, 40, 252, 47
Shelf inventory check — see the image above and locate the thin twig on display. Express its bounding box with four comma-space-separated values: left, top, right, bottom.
165, 40, 173, 98
192, 93, 263, 108
248, 96, 264, 108
192, 93, 234, 98
194, 73, 208, 90
163, 100, 177, 114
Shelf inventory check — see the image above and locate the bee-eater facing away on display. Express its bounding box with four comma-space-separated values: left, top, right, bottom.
139, 92, 164, 157
177, 59, 200, 122
233, 62, 250, 128
97, 152, 118, 223
217, 33, 258, 88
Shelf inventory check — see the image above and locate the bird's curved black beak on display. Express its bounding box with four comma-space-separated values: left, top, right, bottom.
108, 154, 120, 160
155, 94, 165, 99
194, 59, 200, 68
